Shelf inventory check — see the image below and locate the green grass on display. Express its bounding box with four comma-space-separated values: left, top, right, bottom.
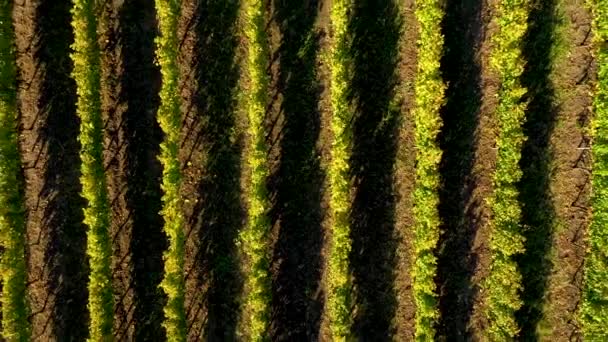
240, 0, 272, 340
0, 0, 30, 340
581, 0, 608, 339
70, 0, 114, 339
327, 0, 353, 339
483, 0, 530, 339
411, 0, 446, 340
153, 0, 187, 341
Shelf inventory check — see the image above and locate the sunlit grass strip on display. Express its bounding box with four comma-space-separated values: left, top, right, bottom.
240, 0, 272, 340
70, 0, 114, 339
327, 0, 353, 339
411, 0, 446, 340
483, 0, 529, 339
0, 0, 30, 340
153, 0, 187, 340
581, 0, 608, 338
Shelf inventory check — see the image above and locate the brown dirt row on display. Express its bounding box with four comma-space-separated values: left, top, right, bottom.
178, 1, 210, 339
177, 0, 244, 340
537, 0, 594, 339
347, 0, 405, 339
437, 0, 499, 338
13, 0, 88, 340
265, 0, 326, 340
99, 0, 166, 340
392, 0, 418, 340
99, 3, 134, 339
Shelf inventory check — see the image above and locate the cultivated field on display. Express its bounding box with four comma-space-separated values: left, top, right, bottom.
1, 0, 606, 340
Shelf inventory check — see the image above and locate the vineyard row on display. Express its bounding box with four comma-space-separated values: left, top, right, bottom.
0, 0, 606, 341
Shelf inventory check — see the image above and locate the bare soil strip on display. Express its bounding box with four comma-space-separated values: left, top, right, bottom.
539, 0, 594, 339
178, 0, 244, 340
392, 0, 418, 339
99, 0, 165, 339
516, 0, 561, 338
266, 0, 326, 340
436, 0, 498, 338
14, 0, 88, 339
347, 1, 402, 340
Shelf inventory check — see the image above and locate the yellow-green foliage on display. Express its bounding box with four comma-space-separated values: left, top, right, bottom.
412, 0, 446, 340
0, 0, 30, 340
483, 0, 529, 339
70, 0, 114, 339
240, 0, 272, 340
581, 0, 608, 339
153, 0, 187, 340
327, 0, 353, 339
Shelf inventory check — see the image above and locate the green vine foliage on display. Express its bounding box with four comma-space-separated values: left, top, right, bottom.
412, 0, 446, 340
240, 0, 272, 340
70, 0, 114, 339
581, 0, 608, 339
483, 0, 529, 339
153, 0, 187, 341
327, 0, 353, 339
0, 0, 30, 340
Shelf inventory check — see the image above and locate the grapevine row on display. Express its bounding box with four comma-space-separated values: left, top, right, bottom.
153, 0, 187, 340
69, 0, 114, 339
581, 0, 608, 339
240, 0, 272, 340
483, 0, 529, 339
411, 0, 446, 340
0, 0, 30, 340
327, 0, 353, 339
